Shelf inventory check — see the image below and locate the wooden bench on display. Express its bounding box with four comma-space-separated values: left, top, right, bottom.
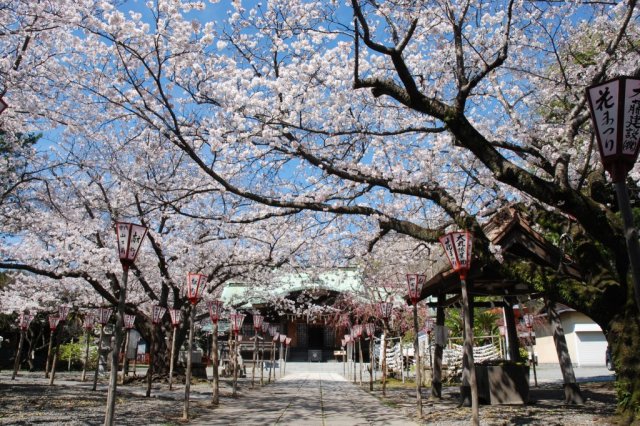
333, 350, 346, 361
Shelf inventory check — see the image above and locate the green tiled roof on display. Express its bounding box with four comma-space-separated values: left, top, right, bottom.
220, 267, 363, 308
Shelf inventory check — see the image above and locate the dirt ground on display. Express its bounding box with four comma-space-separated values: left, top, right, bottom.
0, 371, 619, 425
379, 380, 618, 425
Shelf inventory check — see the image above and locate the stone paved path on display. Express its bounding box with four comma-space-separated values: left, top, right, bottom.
194, 371, 418, 425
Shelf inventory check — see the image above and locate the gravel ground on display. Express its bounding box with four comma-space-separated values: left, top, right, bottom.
378, 381, 618, 425
0, 370, 618, 425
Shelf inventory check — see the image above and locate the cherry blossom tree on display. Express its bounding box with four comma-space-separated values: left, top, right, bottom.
1, 0, 639, 419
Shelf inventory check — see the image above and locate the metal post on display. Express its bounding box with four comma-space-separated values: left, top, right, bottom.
251, 332, 258, 387
615, 181, 640, 312
45, 330, 54, 378
49, 333, 60, 386
211, 321, 220, 405
121, 330, 130, 384
461, 278, 479, 426
11, 330, 25, 380
260, 342, 265, 386
82, 328, 91, 382
183, 307, 196, 420
169, 325, 177, 391
413, 302, 422, 418
529, 327, 538, 387
232, 333, 239, 396
382, 331, 388, 397
358, 338, 363, 386
105, 268, 128, 426
279, 340, 284, 378
145, 327, 154, 397
369, 336, 374, 391
93, 324, 105, 391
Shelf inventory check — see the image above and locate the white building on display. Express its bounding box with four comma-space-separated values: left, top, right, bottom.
534, 304, 607, 367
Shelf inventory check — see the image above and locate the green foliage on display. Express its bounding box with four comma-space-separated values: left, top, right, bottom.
58, 338, 97, 369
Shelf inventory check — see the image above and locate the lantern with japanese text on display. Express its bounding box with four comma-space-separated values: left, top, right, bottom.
253, 313, 264, 331
83, 313, 95, 330
587, 77, 640, 183
48, 315, 60, 331
229, 312, 246, 335
18, 313, 34, 331
169, 308, 182, 327
96, 307, 112, 325
124, 314, 136, 329
206, 300, 223, 324
58, 305, 71, 321
406, 274, 426, 305
439, 231, 474, 279
377, 302, 393, 320
185, 273, 207, 305
365, 322, 375, 337
151, 305, 166, 325
115, 222, 148, 269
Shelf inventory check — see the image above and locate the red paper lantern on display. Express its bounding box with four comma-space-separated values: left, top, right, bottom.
229, 312, 246, 335
151, 305, 166, 325
58, 305, 71, 321
439, 231, 474, 280
253, 313, 264, 330
377, 302, 393, 320
206, 300, 223, 324
406, 274, 426, 305
124, 314, 136, 329
96, 307, 113, 325
115, 222, 148, 269
48, 315, 60, 331
185, 273, 207, 305
586, 77, 640, 182
169, 308, 182, 327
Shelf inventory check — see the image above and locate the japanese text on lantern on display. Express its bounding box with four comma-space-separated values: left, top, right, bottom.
623, 83, 640, 155
590, 81, 619, 157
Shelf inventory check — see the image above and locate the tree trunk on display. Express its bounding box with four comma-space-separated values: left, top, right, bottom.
546, 300, 584, 404
432, 300, 445, 398
608, 293, 640, 424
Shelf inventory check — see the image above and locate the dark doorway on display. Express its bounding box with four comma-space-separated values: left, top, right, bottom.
308, 326, 324, 349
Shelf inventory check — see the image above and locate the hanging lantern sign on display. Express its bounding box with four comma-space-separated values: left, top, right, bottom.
425, 317, 435, 334
115, 222, 148, 268
340, 314, 351, 328
185, 273, 207, 305
96, 307, 113, 325
268, 324, 279, 337
439, 231, 474, 279
58, 305, 71, 321
253, 313, 264, 330
353, 324, 364, 340
586, 77, 640, 182
48, 315, 60, 331
169, 308, 182, 327
152, 305, 167, 325
285, 337, 292, 346
279, 334, 287, 343
229, 312, 246, 335
83, 313, 95, 330
124, 314, 136, 329
19, 313, 34, 331
523, 314, 534, 329
406, 274, 426, 305
377, 302, 393, 320
261, 321, 270, 334
206, 300, 223, 324
365, 323, 375, 337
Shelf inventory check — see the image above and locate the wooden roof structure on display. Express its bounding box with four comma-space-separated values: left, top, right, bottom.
418, 206, 582, 303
